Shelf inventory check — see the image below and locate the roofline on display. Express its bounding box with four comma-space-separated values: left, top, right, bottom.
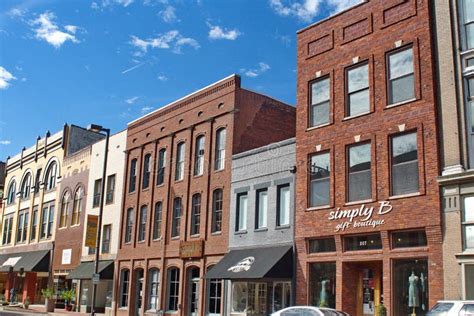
296, 0, 368, 34
243, 87, 295, 108
232, 137, 296, 160
127, 74, 238, 126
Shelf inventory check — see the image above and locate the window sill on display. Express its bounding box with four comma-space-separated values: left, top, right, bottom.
385, 98, 417, 109
388, 192, 421, 200
190, 234, 200, 239
71, 224, 80, 228
137, 240, 145, 244
342, 249, 383, 255
342, 111, 371, 121
344, 199, 374, 206
211, 232, 222, 236
156, 183, 165, 188
142, 187, 150, 192
193, 174, 204, 179
152, 237, 162, 242
254, 228, 268, 232
307, 251, 337, 257
214, 168, 225, 174
234, 230, 247, 235
58, 226, 67, 230
306, 205, 331, 211
124, 241, 132, 245
275, 225, 291, 230
105, 201, 114, 205
128, 191, 136, 195
306, 122, 331, 132
175, 179, 184, 184
390, 246, 429, 253
171, 236, 180, 240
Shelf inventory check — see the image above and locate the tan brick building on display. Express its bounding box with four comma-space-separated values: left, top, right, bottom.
114, 74, 295, 316
295, 1, 443, 315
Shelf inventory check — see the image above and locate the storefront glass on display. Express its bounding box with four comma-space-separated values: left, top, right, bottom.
309, 262, 336, 308
231, 282, 267, 315
80, 280, 92, 307
466, 264, 474, 300
393, 259, 429, 316
273, 282, 291, 312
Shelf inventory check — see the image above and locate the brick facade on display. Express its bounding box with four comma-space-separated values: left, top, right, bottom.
295, 1, 443, 315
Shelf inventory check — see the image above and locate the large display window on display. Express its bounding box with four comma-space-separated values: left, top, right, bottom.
309, 262, 336, 308
393, 259, 429, 316
231, 282, 267, 315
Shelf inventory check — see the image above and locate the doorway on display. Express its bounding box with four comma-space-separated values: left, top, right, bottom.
134, 269, 144, 316
187, 267, 200, 316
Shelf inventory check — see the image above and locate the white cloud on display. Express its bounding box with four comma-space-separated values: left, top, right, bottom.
0, 140, 11, 145
157, 74, 168, 81
141, 106, 153, 114
241, 62, 271, 78
31, 12, 80, 48
64, 25, 78, 34
93, 0, 134, 8
208, 23, 241, 41
269, 0, 363, 22
159, 5, 178, 23
8, 7, 26, 18
0, 67, 17, 90
126, 96, 139, 104
130, 30, 199, 55
91, 2, 100, 9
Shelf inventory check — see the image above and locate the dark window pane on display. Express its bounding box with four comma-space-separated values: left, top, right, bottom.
466, 265, 474, 300
311, 101, 330, 126
392, 133, 419, 195
309, 262, 336, 308
348, 143, 371, 201
390, 74, 415, 104
344, 234, 382, 251
308, 238, 336, 253
393, 259, 428, 315
392, 230, 427, 248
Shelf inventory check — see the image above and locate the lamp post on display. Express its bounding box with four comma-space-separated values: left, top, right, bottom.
88, 124, 110, 316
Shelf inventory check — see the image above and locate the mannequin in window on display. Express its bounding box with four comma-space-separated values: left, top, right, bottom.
408, 271, 419, 314
320, 279, 329, 307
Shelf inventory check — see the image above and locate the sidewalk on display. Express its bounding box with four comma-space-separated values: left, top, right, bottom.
0, 305, 91, 315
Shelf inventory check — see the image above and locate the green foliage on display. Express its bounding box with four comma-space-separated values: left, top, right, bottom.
60, 289, 76, 302
319, 300, 329, 308
378, 303, 387, 316
41, 288, 54, 299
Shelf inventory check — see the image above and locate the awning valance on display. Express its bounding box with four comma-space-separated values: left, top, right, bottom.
205, 245, 293, 280
67, 260, 114, 280
0, 250, 50, 273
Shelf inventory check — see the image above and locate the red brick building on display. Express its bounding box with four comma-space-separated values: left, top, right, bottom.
295, 1, 443, 315
114, 74, 295, 316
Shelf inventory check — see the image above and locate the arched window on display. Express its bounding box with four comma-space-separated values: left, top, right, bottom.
20, 172, 32, 200
119, 269, 130, 307
167, 267, 180, 311
194, 135, 205, 176
124, 208, 134, 243
171, 198, 182, 238
215, 128, 226, 171
142, 154, 151, 189
191, 193, 201, 236
212, 189, 223, 233
59, 191, 71, 228
6, 180, 16, 205
147, 268, 160, 311
71, 187, 83, 225
44, 161, 58, 191
129, 159, 137, 193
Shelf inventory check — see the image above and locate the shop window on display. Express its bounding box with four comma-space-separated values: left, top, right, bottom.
44, 161, 58, 191
142, 153, 151, 189
256, 189, 268, 229
462, 0, 474, 49
309, 77, 330, 127
102, 224, 111, 254
2, 215, 13, 245
466, 264, 474, 300
392, 259, 429, 316
59, 191, 70, 228
72, 187, 83, 225
344, 234, 382, 251
391, 230, 427, 249
148, 268, 160, 311
167, 267, 180, 311
309, 151, 330, 207
346, 62, 370, 117
391, 132, 419, 196
106, 174, 115, 204
138, 205, 147, 242
191, 194, 201, 236
387, 46, 415, 105
156, 149, 166, 186
207, 273, 222, 316
347, 142, 371, 202
124, 208, 134, 243
236, 192, 248, 232
6, 180, 16, 205
20, 172, 32, 200
277, 184, 290, 227
119, 269, 130, 307
215, 128, 226, 171
175, 142, 185, 181
463, 196, 474, 250
194, 135, 205, 176
231, 282, 267, 314
309, 262, 336, 308
93, 179, 102, 208
308, 238, 336, 253
129, 159, 137, 193
273, 282, 291, 313
153, 202, 162, 240
172, 198, 182, 238
212, 189, 223, 233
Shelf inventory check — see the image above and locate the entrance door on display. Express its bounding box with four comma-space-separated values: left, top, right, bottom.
188, 268, 200, 316
135, 269, 144, 316
357, 265, 382, 316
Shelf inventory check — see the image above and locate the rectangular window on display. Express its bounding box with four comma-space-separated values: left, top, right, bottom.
272, 281, 291, 313
119, 269, 130, 307
232, 282, 267, 314
391, 230, 427, 249
40, 206, 48, 239
255, 189, 268, 229
346, 62, 369, 117
172, 198, 181, 238
468, 78, 474, 167
393, 259, 428, 315
308, 238, 336, 253
175, 143, 185, 181
310, 77, 330, 127
2, 215, 13, 245
157, 149, 166, 186
347, 142, 372, 202
215, 128, 226, 171
102, 224, 111, 254
463, 0, 474, 49
16, 211, 24, 243
30, 208, 38, 241
212, 189, 223, 233
309, 152, 330, 207
47, 205, 54, 238
153, 202, 162, 240
191, 194, 201, 236
138, 206, 147, 242
194, 136, 205, 176
129, 159, 137, 193
142, 154, 151, 189
124, 208, 134, 243
106, 174, 116, 204
344, 234, 382, 251
391, 132, 419, 196
207, 278, 222, 315
463, 196, 474, 250
34, 168, 42, 193
466, 264, 474, 299
310, 262, 336, 308
388, 47, 415, 105
167, 268, 180, 311
236, 193, 248, 232
277, 184, 290, 227
93, 179, 102, 207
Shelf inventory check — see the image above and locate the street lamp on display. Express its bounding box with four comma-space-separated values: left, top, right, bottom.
87, 124, 110, 316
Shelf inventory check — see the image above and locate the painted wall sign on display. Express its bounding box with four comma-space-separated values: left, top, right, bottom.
179, 240, 203, 259
62, 249, 72, 265
85, 215, 99, 248
328, 201, 393, 232
228, 257, 255, 273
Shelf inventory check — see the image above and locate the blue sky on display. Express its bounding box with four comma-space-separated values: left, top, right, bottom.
0, 0, 361, 161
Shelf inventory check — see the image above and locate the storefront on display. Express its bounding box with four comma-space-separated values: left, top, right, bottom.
206, 245, 294, 316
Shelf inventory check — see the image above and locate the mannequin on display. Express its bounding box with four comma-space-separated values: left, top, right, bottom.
408, 271, 419, 315
320, 279, 329, 306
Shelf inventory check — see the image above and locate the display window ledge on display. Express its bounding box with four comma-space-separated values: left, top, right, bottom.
342, 249, 383, 255
390, 246, 429, 253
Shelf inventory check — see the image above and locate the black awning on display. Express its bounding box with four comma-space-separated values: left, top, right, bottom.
0, 250, 50, 272
205, 245, 293, 279
66, 260, 114, 280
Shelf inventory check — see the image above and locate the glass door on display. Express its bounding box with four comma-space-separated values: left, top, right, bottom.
135, 269, 144, 316
188, 268, 200, 316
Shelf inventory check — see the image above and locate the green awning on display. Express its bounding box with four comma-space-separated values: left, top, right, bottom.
67, 260, 114, 280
